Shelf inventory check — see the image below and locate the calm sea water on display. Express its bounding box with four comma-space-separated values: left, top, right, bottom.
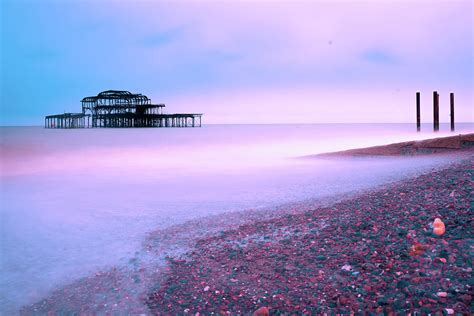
1, 123, 473, 313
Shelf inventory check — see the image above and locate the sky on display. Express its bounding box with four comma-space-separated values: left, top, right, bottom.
1, 0, 473, 125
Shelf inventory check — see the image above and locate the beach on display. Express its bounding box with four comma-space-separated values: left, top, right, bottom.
16, 132, 473, 315
146, 154, 473, 314
316, 133, 474, 157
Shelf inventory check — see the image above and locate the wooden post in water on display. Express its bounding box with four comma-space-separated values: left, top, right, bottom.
433, 91, 439, 131
416, 92, 421, 131
436, 92, 440, 131
450, 92, 455, 131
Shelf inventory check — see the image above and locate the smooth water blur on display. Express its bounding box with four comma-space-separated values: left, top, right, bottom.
1, 123, 473, 177
0, 123, 473, 313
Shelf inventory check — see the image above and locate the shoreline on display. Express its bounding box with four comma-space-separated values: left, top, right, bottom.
19, 138, 473, 314
314, 133, 474, 157
146, 155, 473, 314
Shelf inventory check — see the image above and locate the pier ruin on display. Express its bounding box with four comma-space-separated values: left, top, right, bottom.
415, 91, 455, 132
45, 90, 202, 128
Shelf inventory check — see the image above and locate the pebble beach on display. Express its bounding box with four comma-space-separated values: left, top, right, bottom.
147, 154, 473, 314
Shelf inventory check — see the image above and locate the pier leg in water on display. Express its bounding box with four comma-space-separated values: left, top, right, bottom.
416, 92, 421, 132
450, 92, 455, 132
433, 91, 439, 132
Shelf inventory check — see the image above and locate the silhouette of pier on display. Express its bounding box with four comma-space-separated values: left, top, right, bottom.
45, 90, 202, 128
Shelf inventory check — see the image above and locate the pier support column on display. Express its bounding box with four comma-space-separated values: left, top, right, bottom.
416, 92, 421, 132
450, 93, 455, 131
433, 91, 439, 132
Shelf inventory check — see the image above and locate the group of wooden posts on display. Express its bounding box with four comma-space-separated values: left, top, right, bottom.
416, 91, 455, 132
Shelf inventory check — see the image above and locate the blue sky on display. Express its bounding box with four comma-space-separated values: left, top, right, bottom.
1, 0, 473, 125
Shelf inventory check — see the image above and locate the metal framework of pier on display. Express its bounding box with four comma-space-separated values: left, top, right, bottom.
45, 113, 91, 129
45, 90, 202, 128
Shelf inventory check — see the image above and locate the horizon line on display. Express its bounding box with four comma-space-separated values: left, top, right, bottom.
1, 122, 473, 128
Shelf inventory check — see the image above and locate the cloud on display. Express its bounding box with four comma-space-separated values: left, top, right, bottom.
141, 27, 185, 47
361, 50, 397, 64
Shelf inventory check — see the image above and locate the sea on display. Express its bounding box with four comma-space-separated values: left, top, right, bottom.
1, 123, 473, 314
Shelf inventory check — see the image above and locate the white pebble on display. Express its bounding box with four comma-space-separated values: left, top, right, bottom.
341, 264, 352, 271
437, 291, 448, 297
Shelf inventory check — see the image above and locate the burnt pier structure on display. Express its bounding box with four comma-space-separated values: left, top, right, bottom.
45, 90, 202, 128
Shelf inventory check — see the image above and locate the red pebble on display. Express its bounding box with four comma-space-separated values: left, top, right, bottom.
253, 306, 269, 316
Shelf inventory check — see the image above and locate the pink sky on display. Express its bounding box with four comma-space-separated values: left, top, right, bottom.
2, 0, 473, 124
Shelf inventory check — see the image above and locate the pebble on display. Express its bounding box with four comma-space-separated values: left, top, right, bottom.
341, 264, 352, 271
253, 306, 269, 316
